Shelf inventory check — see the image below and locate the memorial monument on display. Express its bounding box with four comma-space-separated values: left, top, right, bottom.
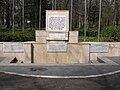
35, 10, 89, 64
1, 10, 117, 64
0, 11, 119, 64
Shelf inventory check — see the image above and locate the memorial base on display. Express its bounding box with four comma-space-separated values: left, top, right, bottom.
33, 43, 89, 64
34, 30, 89, 64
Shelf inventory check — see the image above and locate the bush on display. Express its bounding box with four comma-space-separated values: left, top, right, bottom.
102, 26, 120, 42
76, 28, 98, 37
0, 30, 35, 42
86, 28, 98, 37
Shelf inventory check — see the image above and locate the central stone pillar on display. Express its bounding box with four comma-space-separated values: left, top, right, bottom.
46, 10, 69, 53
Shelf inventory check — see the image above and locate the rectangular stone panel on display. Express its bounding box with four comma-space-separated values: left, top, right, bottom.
47, 33, 68, 40
3, 42, 24, 53
47, 43, 67, 52
46, 10, 69, 32
90, 44, 109, 53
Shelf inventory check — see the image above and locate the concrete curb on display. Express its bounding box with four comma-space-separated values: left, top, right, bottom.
0, 63, 110, 66
0, 69, 120, 79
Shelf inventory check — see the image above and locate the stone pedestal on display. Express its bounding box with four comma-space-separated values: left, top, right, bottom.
69, 31, 78, 43
36, 30, 46, 43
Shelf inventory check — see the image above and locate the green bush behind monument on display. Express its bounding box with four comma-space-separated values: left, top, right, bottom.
0, 29, 35, 42
102, 26, 120, 42
0, 26, 119, 42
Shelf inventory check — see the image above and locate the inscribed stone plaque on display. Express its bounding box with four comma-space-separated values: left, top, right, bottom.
3, 42, 24, 53
47, 33, 68, 40
47, 44, 67, 52
90, 44, 109, 53
46, 10, 69, 32
48, 16, 65, 30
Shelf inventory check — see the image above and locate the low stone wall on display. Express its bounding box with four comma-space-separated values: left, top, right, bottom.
0, 42, 25, 62
24, 42, 90, 64
32, 43, 89, 64
0, 42, 120, 64
82, 42, 120, 62
0, 42, 90, 64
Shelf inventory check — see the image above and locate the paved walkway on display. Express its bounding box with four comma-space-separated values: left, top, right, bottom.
0, 57, 120, 89
0, 64, 120, 90
0, 72, 120, 90
0, 64, 120, 78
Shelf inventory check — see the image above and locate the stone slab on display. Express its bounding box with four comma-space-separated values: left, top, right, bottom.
97, 56, 118, 65
90, 44, 109, 53
0, 57, 15, 64
3, 42, 24, 53
46, 10, 69, 32
108, 57, 120, 65
47, 33, 68, 40
47, 43, 67, 52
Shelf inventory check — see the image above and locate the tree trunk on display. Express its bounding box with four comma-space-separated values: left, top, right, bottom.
6, 5, 11, 28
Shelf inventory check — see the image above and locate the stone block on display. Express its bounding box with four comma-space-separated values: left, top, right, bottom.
109, 44, 120, 56
36, 30, 46, 37
34, 44, 47, 63
68, 44, 90, 63
69, 37, 78, 43
68, 44, 81, 63
69, 31, 78, 43
0, 43, 3, 56
36, 36, 46, 43
69, 31, 78, 37
81, 45, 90, 63
24, 43, 32, 63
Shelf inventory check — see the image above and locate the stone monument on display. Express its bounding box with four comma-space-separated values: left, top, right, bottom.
35, 10, 89, 64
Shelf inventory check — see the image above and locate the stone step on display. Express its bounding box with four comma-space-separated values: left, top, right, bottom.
0, 57, 17, 64
97, 56, 119, 65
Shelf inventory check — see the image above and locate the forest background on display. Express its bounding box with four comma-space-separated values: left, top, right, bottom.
0, 0, 119, 42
